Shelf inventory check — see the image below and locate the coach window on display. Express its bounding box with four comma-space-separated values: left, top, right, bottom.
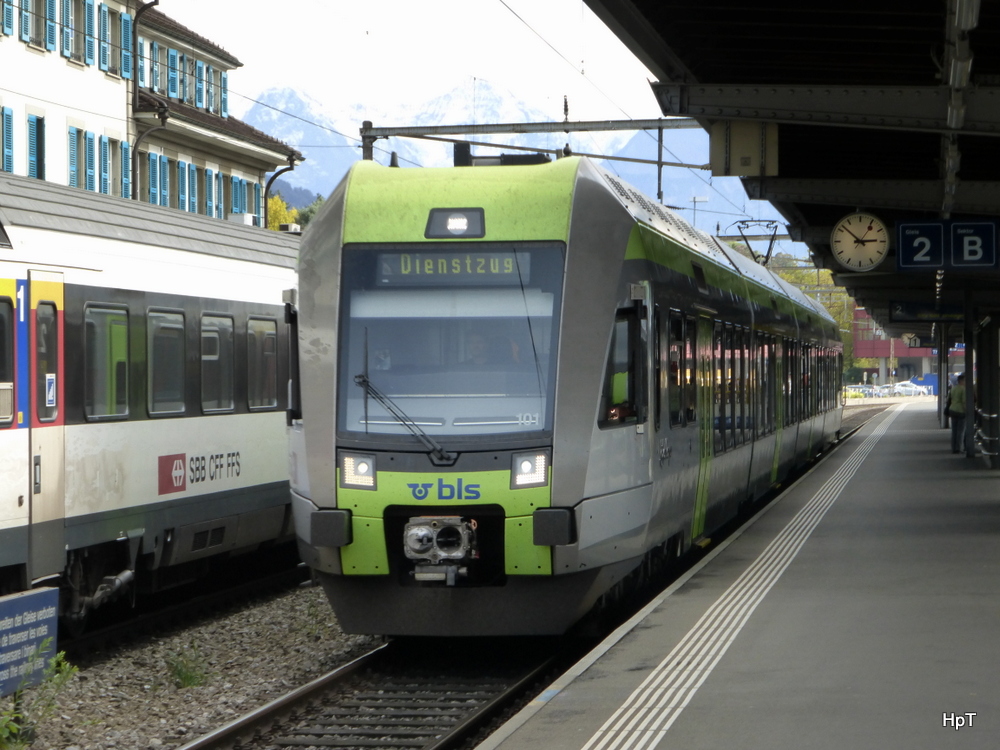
84, 305, 129, 419
148, 311, 185, 415
0, 299, 12, 424
35, 302, 58, 422
713, 324, 725, 452
202, 315, 234, 412
684, 317, 697, 423
600, 309, 642, 427
667, 313, 683, 426
247, 317, 277, 409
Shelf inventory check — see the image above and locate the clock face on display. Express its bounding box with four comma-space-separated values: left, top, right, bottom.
830, 212, 889, 271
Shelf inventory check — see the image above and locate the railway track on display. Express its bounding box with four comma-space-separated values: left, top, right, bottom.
178, 638, 562, 750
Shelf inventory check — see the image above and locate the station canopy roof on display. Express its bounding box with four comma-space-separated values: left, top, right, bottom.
585, 0, 1000, 342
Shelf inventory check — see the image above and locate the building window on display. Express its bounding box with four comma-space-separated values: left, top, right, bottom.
27, 114, 45, 180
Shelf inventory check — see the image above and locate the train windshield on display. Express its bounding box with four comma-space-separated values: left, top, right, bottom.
338, 243, 564, 441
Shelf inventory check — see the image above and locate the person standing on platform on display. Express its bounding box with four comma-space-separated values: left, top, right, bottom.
949, 373, 967, 454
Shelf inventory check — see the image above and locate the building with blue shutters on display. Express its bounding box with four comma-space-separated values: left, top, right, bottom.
0, 0, 300, 227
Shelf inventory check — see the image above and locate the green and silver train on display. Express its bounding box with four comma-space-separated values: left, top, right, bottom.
289, 156, 842, 636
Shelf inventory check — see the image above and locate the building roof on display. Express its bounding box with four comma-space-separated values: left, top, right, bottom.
137, 91, 304, 163
143, 8, 243, 68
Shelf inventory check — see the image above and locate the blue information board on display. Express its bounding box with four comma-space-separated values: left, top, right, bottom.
898, 220, 999, 271
0, 588, 59, 697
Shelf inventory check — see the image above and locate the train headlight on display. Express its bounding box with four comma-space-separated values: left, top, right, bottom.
340, 452, 377, 489
511, 451, 549, 488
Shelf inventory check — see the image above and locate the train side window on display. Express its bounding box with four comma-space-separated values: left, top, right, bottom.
684, 316, 697, 423
148, 310, 185, 415
35, 302, 58, 422
0, 299, 12, 424
600, 309, 641, 427
201, 315, 234, 413
84, 305, 129, 419
248, 317, 278, 409
713, 323, 725, 452
667, 313, 683, 426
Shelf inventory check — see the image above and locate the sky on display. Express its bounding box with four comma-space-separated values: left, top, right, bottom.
159, 0, 809, 256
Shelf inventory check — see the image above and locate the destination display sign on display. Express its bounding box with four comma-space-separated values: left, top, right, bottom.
377, 251, 530, 287
889, 301, 964, 323
897, 220, 998, 271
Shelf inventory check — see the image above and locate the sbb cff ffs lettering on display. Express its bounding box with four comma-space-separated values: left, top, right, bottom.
189, 452, 241, 484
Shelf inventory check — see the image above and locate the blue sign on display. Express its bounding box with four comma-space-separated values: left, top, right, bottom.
0, 588, 59, 697
898, 220, 999, 271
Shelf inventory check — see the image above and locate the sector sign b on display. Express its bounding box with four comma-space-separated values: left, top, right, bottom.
897, 220, 997, 271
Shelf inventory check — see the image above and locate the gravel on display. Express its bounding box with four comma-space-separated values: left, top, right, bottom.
26, 582, 381, 750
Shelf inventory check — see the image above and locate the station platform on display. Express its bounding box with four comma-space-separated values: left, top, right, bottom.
479, 401, 996, 749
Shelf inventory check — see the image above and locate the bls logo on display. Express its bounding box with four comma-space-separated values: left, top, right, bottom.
407, 478, 481, 501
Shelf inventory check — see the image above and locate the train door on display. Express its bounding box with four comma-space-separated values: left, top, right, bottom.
28, 270, 66, 580
692, 316, 715, 541
651, 309, 701, 546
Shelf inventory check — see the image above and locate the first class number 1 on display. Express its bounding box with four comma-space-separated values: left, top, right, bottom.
189, 452, 241, 484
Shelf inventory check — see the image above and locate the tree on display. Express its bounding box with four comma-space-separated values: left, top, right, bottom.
267, 194, 298, 231
295, 194, 325, 229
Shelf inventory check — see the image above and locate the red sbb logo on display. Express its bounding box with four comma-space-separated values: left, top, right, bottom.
157, 454, 187, 495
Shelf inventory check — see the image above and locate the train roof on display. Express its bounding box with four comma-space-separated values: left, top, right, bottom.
592, 162, 835, 325
0, 173, 298, 269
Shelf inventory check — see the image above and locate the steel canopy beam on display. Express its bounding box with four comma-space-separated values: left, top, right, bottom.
651, 83, 1000, 136
744, 178, 1000, 215
361, 118, 701, 139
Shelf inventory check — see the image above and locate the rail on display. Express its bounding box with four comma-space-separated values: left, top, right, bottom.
974, 409, 999, 457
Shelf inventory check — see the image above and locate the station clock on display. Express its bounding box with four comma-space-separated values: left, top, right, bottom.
830, 212, 890, 271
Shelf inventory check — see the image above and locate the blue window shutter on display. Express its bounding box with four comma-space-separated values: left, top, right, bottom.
45, 0, 55, 50
167, 49, 178, 98
159, 154, 168, 206
195, 60, 204, 108
60, 0, 69, 55
100, 136, 109, 194
1, 108, 13, 173
148, 152, 157, 204
254, 182, 261, 225
188, 163, 197, 212
67, 127, 78, 188
205, 168, 213, 216
120, 13, 132, 79
27, 115, 38, 179
85, 131, 96, 191
98, 3, 109, 71
151, 40, 159, 92
120, 140, 130, 199
177, 160, 186, 209
84, 0, 95, 66
221, 71, 229, 118
229, 175, 237, 212
19, 0, 29, 42
3, 1, 13, 37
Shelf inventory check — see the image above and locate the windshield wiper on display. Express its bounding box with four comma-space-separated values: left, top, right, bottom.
354, 373, 457, 466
